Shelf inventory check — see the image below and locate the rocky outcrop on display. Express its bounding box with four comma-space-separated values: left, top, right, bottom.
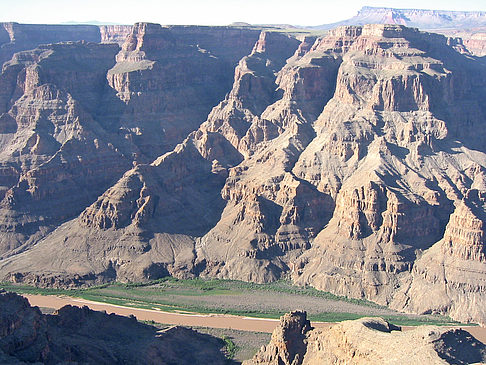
436, 30, 486, 57
245, 311, 486, 365
315, 6, 486, 57
0, 22, 259, 260
99, 24, 133, 44
0, 41, 130, 255
462, 32, 486, 56
246, 311, 311, 365
0, 290, 229, 364
392, 190, 486, 325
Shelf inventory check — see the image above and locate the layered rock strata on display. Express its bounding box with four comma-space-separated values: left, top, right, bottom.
0, 41, 130, 255
105, 22, 242, 161
99, 24, 133, 45
0, 24, 486, 325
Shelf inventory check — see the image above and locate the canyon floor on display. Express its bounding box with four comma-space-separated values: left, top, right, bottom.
1, 278, 460, 325
19, 291, 486, 362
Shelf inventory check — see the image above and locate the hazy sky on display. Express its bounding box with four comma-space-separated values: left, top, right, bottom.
1, 0, 486, 26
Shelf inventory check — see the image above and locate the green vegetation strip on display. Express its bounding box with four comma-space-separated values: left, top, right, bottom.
0, 278, 465, 327
222, 335, 238, 359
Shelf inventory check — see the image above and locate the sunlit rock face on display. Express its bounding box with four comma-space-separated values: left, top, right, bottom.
244, 311, 486, 365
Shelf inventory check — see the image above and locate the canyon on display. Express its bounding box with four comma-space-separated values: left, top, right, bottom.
0, 20, 485, 327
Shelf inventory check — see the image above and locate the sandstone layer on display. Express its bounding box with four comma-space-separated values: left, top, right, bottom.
244, 311, 486, 365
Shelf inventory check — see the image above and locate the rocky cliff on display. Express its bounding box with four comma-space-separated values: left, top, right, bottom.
0, 23, 486, 325
438, 30, 486, 57
0, 23, 101, 65
0, 290, 229, 364
99, 24, 133, 44
313, 7, 486, 57
245, 311, 486, 365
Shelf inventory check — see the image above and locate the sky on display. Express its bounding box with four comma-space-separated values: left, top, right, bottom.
1, 0, 486, 26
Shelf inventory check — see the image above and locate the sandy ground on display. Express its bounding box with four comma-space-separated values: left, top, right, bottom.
148, 290, 402, 316
24, 294, 486, 344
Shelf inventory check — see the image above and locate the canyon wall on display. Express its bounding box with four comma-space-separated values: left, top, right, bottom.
0, 23, 485, 324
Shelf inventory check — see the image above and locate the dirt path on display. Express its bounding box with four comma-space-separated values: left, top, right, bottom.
24, 294, 486, 343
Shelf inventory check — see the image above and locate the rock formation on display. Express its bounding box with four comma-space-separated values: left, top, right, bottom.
437, 30, 486, 57
0, 290, 229, 364
0, 23, 486, 325
0, 23, 101, 65
99, 24, 133, 45
245, 311, 486, 365
0, 40, 130, 255
316, 6, 486, 30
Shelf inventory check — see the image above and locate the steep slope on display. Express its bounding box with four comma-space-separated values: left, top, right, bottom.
245, 311, 486, 365
99, 24, 133, 44
313, 6, 486, 57
168, 25, 262, 67
195, 31, 336, 282
0, 30, 304, 286
0, 290, 229, 364
393, 189, 486, 325
436, 29, 486, 57
0, 25, 267, 286
105, 22, 236, 161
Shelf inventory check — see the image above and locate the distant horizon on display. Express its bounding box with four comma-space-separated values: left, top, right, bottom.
1, 0, 486, 27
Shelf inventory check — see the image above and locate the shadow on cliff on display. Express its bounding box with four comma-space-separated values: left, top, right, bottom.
0, 291, 234, 364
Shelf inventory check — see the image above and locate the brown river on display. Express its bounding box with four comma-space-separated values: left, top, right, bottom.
24, 294, 486, 343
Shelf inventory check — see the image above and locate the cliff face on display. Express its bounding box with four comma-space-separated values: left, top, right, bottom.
0, 291, 229, 364
314, 7, 486, 57
0, 23, 486, 324
392, 190, 486, 325
0, 22, 257, 261
0, 41, 130, 255
289, 24, 486, 313
437, 30, 486, 57
105, 22, 236, 161
245, 312, 486, 365
0, 23, 101, 65
99, 25, 133, 44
